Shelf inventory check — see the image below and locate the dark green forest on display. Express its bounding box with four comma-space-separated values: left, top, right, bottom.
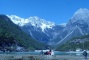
56, 35, 89, 51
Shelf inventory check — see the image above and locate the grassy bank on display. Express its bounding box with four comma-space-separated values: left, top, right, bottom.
0, 54, 88, 60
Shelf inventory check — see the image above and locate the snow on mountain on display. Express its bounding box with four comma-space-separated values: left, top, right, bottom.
7, 15, 55, 32
71, 8, 89, 23
7, 15, 29, 26
28, 16, 55, 32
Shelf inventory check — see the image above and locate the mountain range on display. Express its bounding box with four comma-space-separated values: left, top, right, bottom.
7, 15, 66, 45
7, 8, 89, 47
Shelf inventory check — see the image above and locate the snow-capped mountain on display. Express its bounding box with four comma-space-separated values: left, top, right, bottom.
7, 15, 55, 32
71, 8, 89, 24
8, 15, 64, 44
7, 8, 89, 46
7, 15, 29, 26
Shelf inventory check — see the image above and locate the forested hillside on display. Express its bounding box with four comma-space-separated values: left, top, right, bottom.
0, 15, 47, 52
56, 35, 89, 51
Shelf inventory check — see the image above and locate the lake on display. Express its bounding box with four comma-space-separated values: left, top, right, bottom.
0, 51, 83, 56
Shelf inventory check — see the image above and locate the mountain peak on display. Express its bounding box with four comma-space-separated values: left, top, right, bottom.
28, 16, 55, 32
71, 8, 89, 23
29, 16, 40, 21
59, 23, 67, 27
74, 8, 89, 15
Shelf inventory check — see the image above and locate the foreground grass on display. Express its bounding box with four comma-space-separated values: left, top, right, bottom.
0, 54, 88, 60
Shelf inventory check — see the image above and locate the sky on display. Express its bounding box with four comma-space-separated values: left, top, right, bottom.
0, 0, 89, 24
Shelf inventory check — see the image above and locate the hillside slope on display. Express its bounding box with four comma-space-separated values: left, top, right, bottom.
56, 35, 89, 51
0, 15, 47, 52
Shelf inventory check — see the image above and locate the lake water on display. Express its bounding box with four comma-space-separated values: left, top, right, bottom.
0, 51, 83, 56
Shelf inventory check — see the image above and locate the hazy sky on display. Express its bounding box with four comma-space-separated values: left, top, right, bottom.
0, 0, 89, 24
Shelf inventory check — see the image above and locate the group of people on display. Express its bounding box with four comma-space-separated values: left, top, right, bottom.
41, 50, 54, 55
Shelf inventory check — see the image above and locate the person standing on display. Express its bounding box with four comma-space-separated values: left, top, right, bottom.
83, 50, 88, 59
51, 50, 54, 55
41, 50, 44, 55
